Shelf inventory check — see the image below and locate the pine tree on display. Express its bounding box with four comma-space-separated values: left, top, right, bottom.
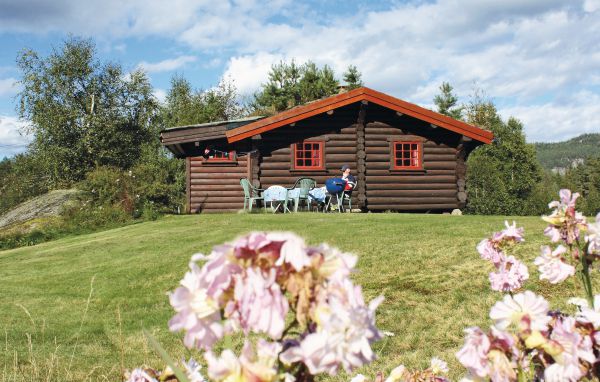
343, 65, 363, 89
433, 82, 463, 120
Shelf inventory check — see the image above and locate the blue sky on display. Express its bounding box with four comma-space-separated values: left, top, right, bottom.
1, 0, 600, 159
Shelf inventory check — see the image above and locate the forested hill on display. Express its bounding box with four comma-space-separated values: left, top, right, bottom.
534, 133, 600, 171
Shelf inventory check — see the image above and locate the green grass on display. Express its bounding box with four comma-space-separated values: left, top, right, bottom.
0, 213, 588, 381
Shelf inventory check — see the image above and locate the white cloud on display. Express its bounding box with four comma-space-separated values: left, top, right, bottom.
137, 55, 197, 73
153, 88, 167, 103
222, 52, 285, 96
499, 91, 600, 142
0, 78, 19, 97
0, 116, 30, 158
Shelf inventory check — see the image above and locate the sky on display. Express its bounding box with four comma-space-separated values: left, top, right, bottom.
1, 0, 599, 159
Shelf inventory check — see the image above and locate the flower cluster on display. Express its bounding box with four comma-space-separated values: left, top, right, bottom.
168, 232, 383, 380
458, 190, 600, 381
351, 358, 450, 382
543, 189, 587, 246
477, 221, 529, 292
125, 358, 205, 382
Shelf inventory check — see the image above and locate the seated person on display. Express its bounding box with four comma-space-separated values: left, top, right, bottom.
341, 165, 357, 193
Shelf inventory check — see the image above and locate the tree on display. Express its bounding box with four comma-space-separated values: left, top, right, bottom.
17, 37, 158, 185
252, 60, 344, 114
343, 65, 363, 89
464, 94, 543, 215
433, 82, 463, 120
161, 75, 244, 128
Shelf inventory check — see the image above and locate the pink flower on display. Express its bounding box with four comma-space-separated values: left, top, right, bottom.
534, 245, 575, 284
586, 213, 600, 255
488, 256, 529, 292
234, 267, 289, 339
205, 349, 242, 382
489, 291, 550, 332
544, 317, 596, 382
495, 221, 525, 243
182, 358, 206, 382
311, 243, 357, 280
269, 232, 312, 271
280, 277, 383, 375
477, 239, 505, 267
126, 369, 158, 382
576, 295, 600, 328
543, 189, 587, 245
455, 327, 490, 378
168, 261, 227, 350
206, 340, 281, 382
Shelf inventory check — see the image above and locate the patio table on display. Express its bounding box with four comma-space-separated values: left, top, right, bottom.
263, 185, 290, 213
287, 186, 327, 204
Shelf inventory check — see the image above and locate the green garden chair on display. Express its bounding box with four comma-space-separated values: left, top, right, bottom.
240, 178, 265, 212
286, 177, 316, 212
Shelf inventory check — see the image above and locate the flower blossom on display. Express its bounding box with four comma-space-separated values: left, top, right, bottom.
233, 267, 289, 339
168, 256, 235, 350
543, 189, 587, 245
586, 213, 600, 255
489, 291, 550, 332
534, 245, 575, 284
576, 295, 600, 328
456, 327, 490, 378
206, 340, 281, 382
544, 317, 596, 382
126, 369, 158, 382
477, 239, 505, 267
182, 358, 206, 382
429, 357, 449, 375
495, 221, 525, 243
488, 256, 529, 292
280, 277, 383, 375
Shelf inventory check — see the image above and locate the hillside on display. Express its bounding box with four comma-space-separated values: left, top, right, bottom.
0, 213, 580, 381
534, 133, 600, 171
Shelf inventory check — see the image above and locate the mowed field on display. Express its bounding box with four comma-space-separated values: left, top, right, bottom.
0, 213, 587, 381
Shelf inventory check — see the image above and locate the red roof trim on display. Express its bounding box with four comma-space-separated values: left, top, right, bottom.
226, 87, 493, 144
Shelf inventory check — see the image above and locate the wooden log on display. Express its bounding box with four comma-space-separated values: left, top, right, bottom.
325, 154, 356, 161
191, 196, 244, 203
260, 170, 294, 177
366, 204, 458, 210
190, 179, 243, 185
365, 175, 455, 183
190, 190, 243, 197
190, 172, 248, 180
190, 183, 243, 190
190, 166, 247, 173
191, 202, 245, 209
325, 147, 357, 154
368, 197, 458, 204
366, 189, 457, 197
365, 183, 456, 190
423, 161, 457, 170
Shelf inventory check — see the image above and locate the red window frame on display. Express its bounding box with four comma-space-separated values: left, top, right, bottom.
205, 150, 236, 162
292, 141, 324, 170
392, 141, 422, 170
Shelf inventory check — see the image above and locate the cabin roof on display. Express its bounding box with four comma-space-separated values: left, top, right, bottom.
226, 87, 493, 144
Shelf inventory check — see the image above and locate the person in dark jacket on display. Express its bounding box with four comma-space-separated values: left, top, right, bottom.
341, 164, 357, 192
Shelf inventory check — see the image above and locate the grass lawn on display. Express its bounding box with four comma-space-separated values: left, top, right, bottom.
0, 213, 588, 381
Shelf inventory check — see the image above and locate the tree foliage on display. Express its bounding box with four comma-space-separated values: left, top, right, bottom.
433, 82, 463, 120
17, 37, 158, 185
343, 65, 363, 90
161, 75, 244, 128
252, 60, 342, 114
464, 96, 543, 215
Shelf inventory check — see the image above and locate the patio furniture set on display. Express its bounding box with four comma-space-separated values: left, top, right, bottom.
240, 178, 353, 213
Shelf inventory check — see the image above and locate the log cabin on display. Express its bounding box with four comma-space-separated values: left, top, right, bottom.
160, 87, 493, 213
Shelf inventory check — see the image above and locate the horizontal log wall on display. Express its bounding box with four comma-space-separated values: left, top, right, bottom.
258, 117, 359, 206
188, 156, 248, 213
365, 121, 460, 211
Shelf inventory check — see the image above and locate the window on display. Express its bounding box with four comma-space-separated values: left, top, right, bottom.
293, 141, 324, 170
392, 141, 422, 170
205, 149, 236, 162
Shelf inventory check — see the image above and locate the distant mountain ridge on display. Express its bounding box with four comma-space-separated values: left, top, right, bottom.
534, 133, 600, 172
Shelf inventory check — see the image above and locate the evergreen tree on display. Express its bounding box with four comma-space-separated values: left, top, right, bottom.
433, 82, 463, 120
343, 65, 363, 89
253, 60, 346, 114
